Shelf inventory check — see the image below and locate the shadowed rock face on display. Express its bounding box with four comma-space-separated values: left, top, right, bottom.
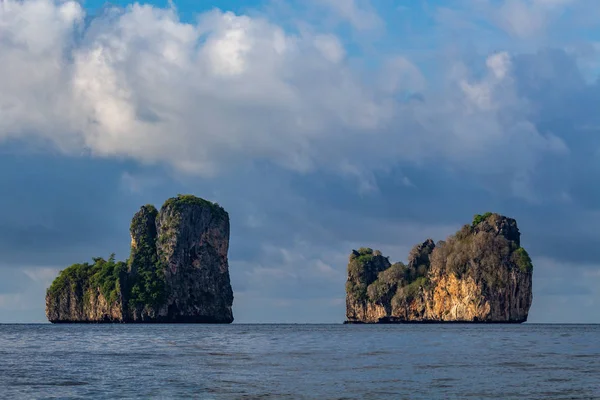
153, 197, 233, 323
345, 213, 533, 324
45, 195, 234, 323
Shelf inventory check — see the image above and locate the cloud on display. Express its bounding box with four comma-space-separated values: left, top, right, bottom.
0, 0, 571, 197
1, 0, 392, 177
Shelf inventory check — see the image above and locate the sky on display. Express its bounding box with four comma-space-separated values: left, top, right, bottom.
1, 0, 600, 323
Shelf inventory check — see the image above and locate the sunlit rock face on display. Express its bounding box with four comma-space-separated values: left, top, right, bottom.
345, 213, 533, 324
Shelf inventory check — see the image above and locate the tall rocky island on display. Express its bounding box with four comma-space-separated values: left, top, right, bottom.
346, 213, 533, 323
46, 195, 234, 323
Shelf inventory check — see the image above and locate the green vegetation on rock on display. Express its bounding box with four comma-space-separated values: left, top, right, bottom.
356, 248, 374, 264
367, 261, 429, 304
346, 212, 535, 324
348, 243, 432, 306
127, 240, 166, 310
402, 276, 427, 301
91, 255, 127, 304
367, 262, 407, 303
346, 281, 367, 301
162, 194, 227, 220
127, 204, 166, 310
472, 212, 493, 226
47, 194, 227, 318
347, 247, 389, 302
47, 255, 126, 304
512, 247, 533, 273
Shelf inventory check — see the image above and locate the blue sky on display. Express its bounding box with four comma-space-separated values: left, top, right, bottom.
1, 0, 600, 323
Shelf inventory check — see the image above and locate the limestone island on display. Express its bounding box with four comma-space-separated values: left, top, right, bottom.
345, 213, 533, 324
46, 195, 234, 323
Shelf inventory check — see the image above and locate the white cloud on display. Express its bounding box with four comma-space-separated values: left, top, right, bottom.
1, 1, 393, 176
0, 0, 84, 149
486, 51, 511, 79
0, 0, 574, 198
313, 34, 345, 63
460, 52, 512, 110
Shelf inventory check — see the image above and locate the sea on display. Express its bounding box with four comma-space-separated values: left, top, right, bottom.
0, 324, 598, 399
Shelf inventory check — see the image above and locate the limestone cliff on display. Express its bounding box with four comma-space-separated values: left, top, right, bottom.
345, 213, 533, 323
46, 195, 234, 323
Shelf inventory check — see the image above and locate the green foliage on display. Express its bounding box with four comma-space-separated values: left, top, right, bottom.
355, 247, 374, 263
346, 281, 367, 301
161, 194, 227, 220
347, 258, 362, 278
123, 202, 168, 309
403, 277, 427, 301
384, 262, 408, 282
47, 195, 233, 317
390, 276, 428, 309
367, 263, 406, 303
347, 248, 377, 278
141, 204, 158, 214
127, 222, 166, 309
47, 254, 126, 304
48, 203, 168, 311
129, 268, 166, 308
472, 212, 493, 227
90, 255, 127, 304
348, 242, 433, 306
129, 204, 158, 237
349, 211, 530, 313
512, 247, 533, 273
48, 263, 94, 297
357, 253, 374, 264
347, 247, 391, 302
367, 279, 388, 303
127, 265, 166, 308
365, 255, 430, 304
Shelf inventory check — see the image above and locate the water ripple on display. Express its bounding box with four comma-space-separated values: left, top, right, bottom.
0, 324, 598, 399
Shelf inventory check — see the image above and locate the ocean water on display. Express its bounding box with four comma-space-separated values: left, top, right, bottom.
0, 324, 599, 399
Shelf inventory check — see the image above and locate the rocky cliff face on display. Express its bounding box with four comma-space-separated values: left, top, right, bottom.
345, 213, 533, 323
46, 195, 234, 323
45, 286, 124, 323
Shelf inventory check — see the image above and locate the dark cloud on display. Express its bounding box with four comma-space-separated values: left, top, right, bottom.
0, 151, 135, 266
2, 117, 600, 322
538, 283, 592, 297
